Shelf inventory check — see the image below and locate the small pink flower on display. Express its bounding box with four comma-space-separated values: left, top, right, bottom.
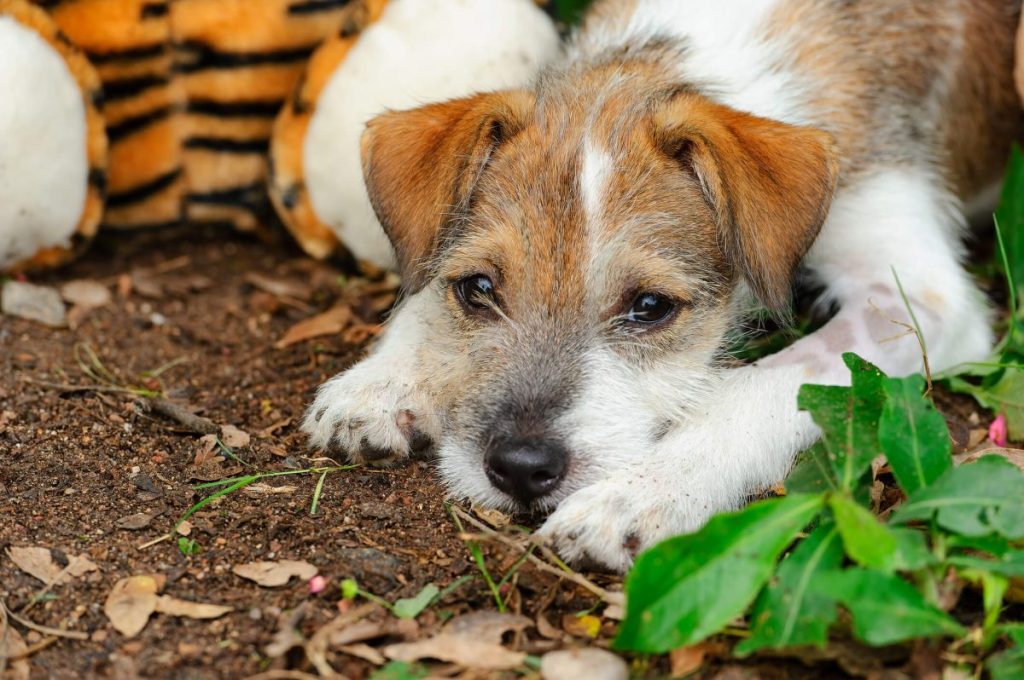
308, 575, 327, 594
989, 414, 1008, 447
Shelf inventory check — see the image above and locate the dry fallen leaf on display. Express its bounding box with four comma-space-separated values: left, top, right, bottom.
233, 560, 319, 587
244, 272, 313, 301
154, 595, 232, 619
104, 575, 160, 638
383, 612, 531, 670
60, 280, 111, 309
536, 613, 563, 640
7, 546, 98, 585
0, 625, 30, 680
275, 305, 352, 349
220, 424, 250, 449
541, 648, 628, 680
194, 435, 220, 465
1, 281, 66, 327
241, 483, 297, 496
958, 447, 1024, 471
116, 512, 160, 531
562, 614, 601, 639
669, 643, 713, 678
383, 636, 526, 670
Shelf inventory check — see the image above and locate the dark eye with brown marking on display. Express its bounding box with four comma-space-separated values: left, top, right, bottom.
624, 292, 677, 326
455, 274, 498, 314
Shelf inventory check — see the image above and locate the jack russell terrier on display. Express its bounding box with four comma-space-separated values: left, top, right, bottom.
304, 0, 1024, 571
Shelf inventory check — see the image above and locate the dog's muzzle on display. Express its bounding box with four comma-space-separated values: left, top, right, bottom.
484, 438, 567, 504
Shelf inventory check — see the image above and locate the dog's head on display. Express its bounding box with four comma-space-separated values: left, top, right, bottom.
361, 74, 837, 512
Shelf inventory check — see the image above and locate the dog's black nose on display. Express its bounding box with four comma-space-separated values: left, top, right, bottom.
485, 440, 567, 503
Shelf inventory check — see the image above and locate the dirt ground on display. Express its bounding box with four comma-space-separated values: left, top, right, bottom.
0, 227, 1001, 679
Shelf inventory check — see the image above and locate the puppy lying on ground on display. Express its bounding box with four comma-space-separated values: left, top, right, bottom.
305, 0, 1024, 571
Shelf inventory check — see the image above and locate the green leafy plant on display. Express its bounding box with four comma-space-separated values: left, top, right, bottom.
942, 144, 1024, 438
616, 354, 1024, 674
340, 576, 471, 620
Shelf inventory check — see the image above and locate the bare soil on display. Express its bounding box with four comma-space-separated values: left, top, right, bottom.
0, 227, 1000, 679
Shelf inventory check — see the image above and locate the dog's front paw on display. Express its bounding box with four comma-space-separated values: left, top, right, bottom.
302, 364, 438, 465
537, 476, 716, 573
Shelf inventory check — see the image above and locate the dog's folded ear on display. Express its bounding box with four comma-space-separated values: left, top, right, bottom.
653, 95, 839, 311
361, 90, 534, 290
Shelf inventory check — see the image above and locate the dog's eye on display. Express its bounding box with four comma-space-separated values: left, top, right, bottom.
455, 274, 498, 313
625, 292, 676, 325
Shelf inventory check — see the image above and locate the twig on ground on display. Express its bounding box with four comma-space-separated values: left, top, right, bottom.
449, 505, 624, 607
18, 376, 134, 395
2, 602, 88, 641
138, 397, 218, 434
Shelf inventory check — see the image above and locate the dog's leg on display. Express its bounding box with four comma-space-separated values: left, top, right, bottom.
302, 291, 442, 464
540, 169, 994, 571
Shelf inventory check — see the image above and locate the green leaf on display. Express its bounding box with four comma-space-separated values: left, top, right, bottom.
829, 494, 899, 573
892, 456, 1024, 538
553, 0, 593, 23
735, 524, 843, 655
950, 366, 1024, 440
995, 144, 1024, 303
812, 569, 965, 645
786, 443, 839, 495
878, 375, 952, 494
392, 584, 440, 620
797, 354, 886, 491
177, 537, 201, 556
891, 528, 938, 570
341, 578, 359, 600
988, 645, 1024, 680
947, 551, 1024, 578
614, 494, 824, 653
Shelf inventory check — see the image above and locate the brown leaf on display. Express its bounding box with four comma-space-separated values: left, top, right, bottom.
116, 512, 161, 531
536, 613, 563, 640
233, 560, 319, 587
194, 434, 220, 465
245, 272, 313, 301
104, 575, 160, 638
670, 643, 712, 678
562, 613, 601, 639
130, 270, 163, 299
154, 595, 232, 619
540, 648, 628, 680
60, 280, 111, 309
383, 636, 526, 670
1, 281, 66, 327
275, 305, 352, 349
958, 447, 1024, 470
383, 612, 531, 670
241, 483, 298, 496
220, 424, 250, 449
7, 546, 98, 585
0, 625, 30, 680
265, 602, 309, 658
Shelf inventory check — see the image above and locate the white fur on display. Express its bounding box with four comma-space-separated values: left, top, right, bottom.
540, 167, 992, 568
305, 2, 999, 571
304, 0, 561, 268
0, 16, 88, 270
572, 0, 810, 125
303, 291, 442, 461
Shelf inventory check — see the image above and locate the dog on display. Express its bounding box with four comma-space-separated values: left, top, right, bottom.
303, 0, 1024, 571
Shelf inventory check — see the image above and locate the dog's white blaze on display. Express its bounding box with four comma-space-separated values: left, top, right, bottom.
579, 139, 613, 265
